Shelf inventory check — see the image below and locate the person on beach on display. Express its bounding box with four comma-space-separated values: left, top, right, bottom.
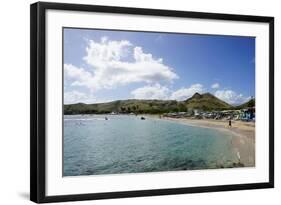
228, 119, 232, 127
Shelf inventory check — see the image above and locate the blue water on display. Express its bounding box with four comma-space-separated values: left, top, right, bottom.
64, 115, 239, 176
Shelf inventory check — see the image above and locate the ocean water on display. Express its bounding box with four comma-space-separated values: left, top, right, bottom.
64, 115, 239, 176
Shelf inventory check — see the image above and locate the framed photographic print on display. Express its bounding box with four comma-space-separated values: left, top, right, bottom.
30, 2, 274, 203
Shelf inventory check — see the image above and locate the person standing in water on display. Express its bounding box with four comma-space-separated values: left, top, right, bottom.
229, 119, 232, 127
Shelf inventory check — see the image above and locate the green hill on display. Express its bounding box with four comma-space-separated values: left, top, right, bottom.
235, 98, 255, 109
184, 92, 232, 111
64, 92, 241, 114
64, 99, 182, 114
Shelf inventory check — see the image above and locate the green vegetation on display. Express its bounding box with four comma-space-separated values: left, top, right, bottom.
184, 92, 232, 111
64, 92, 255, 115
235, 98, 255, 109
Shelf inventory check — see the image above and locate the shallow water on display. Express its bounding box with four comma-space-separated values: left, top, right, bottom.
64, 115, 239, 176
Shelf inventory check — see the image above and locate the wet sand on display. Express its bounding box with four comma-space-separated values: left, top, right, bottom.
162, 117, 255, 167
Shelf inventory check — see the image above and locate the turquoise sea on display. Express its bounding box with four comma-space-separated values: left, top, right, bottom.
64, 115, 239, 176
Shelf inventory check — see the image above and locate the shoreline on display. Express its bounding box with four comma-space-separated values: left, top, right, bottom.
159, 117, 255, 167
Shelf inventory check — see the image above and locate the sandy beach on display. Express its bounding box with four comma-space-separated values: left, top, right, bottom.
161, 117, 255, 167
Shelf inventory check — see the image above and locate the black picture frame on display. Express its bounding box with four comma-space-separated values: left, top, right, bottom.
30, 2, 274, 203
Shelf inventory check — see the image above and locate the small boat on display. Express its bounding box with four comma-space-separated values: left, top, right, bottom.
140, 116, 145, 120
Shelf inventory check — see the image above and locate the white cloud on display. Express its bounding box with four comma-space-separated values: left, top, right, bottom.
131, 83, 205, 101
64, 64, 95, 88
84, 38, 132, 66
211, 83, 220, 89
65, 37, 178, 92
64, 90, 96, 104
170, 84, 204, 101
131, 84, 170, 100
215, 90, 250, 105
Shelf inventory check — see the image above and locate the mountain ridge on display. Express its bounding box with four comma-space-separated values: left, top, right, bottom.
64, 92, 254, 115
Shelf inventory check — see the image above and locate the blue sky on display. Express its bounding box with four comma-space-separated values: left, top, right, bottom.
64, 28, 255, 105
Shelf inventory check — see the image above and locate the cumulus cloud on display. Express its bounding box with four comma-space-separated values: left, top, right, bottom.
131, 84, 170, 100
131, 83, 205, 101
84, 37, 132, 66
170, 84, 204, 101
215, 90, 250, 105
211, 83, 220, 89
64, 64, 95, 88
64, 90, 96, 104
65, 37, 178, 92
